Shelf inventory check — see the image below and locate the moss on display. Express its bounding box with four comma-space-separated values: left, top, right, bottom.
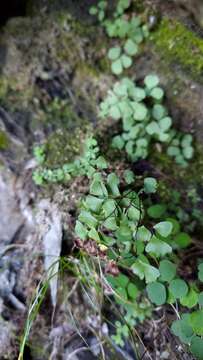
0, 130, 10, 150
43, 126, 91, 168
152, 18, 203, 79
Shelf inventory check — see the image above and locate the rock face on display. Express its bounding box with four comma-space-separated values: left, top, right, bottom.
175, 0, 203, 27
0, 0, 203, 358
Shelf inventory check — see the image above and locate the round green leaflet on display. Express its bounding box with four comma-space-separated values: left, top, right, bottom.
123, 170, 135, 184
181, 134, 193, 147
159, 116, 172, 131
136, 225, 151, 242
147, 204, 167, 219
109, 104, 121, 120
121, 54, 132, 69
190, 310, 203, 336
127, 282, 139, 299
108, 47, 121, 60
159, 260, 176, 282
198, 292, 203, 306
133, 103, 148, 121
152, 104, 167, 120
169, 279, 188, 299
174, 232, 191, 248
154, 221, 173, 238
144, 74, 159, 89
111, 59, 123, 75
124, 39, 138, 56
144, 177, 157, 194
146, 121, 160, 136
167, 146, 180, 157
182, 146, 194, 160
191, 336, 203, 360
112, 135, 125, 150
150, 87, 164, 100
180, 287, 199, 308
198, 263, 203, 282
146, 282, 166, 306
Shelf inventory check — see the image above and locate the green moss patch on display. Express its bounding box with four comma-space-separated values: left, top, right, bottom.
152, 18, 203, 79
0, 130, 10, 150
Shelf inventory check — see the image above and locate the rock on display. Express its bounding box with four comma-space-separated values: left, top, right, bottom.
0, 169, 24, 245
0, 318, 16, 358
175, 0, 203, 28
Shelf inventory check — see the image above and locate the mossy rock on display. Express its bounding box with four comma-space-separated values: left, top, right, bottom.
152, 18, 203, 80
0, 130, 10, 150
42, 125, 92, 169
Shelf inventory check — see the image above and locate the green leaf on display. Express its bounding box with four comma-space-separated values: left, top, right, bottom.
130, 87, 146, 102
113, 82, 128, 97
102, 199, 117, 217
150, 87, 164, 100
171, 315, 194, 344
174, 232, 191, 248
98, 1, 107, 10
102, 234, 116, 246
182, 146, 194, 160
169, 279, 188, 299
116, 224, 132, 242
147, 204, 167, 219
167, 146, 180, 157
166, 218, 180, 235
133, 103, 148, 121
144, 177, 157, 194
146, 282, 166, 305
121, 54, 132, 69
131, 259, 160, 283
181, 134, 193, 147
89, 6, 98, 15
159, 116, 172, 131
198, 292, 203, 306
159, 260, 176, 282
116, 286, 128, 301
96, 156, 108, 169
108, 47, 121, 60
79, 210, 98, 228
124, 39, 138, 56
146, 121, 160, 135
152, 104, 166, 120
154, 221, 173, 238
190, 310, 203, 336
144, 74, 159, 89
90, 178, 108, 197
123, 170, 135, 184
146, 236, 172, 257
112, 135, 125, 149
107, 173, 120, 196
88, 227, 100, 241
127, 282, 139, 299
136, 226, 151, 242
119, 100, 133, 118
116, 273, 129, 287
109, 104, 121, 120
127, 206, 140, 221
198, 263, 203, 282
180, 288, 199, 308
85, 195, 104, 213
111, 59, 123, 75
75, 220, 87, 240
103, 216, 118, 231
191, 336, 203, 360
